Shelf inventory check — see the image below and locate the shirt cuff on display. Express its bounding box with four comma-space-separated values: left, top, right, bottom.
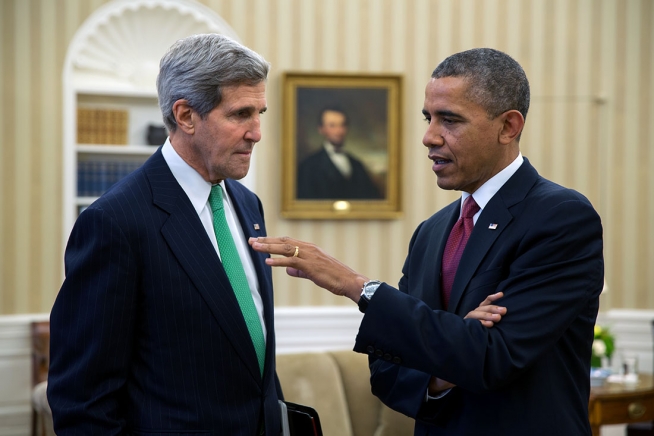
426, 387, 451, 401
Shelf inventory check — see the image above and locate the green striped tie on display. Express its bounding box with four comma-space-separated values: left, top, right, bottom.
209, 185, 265, 375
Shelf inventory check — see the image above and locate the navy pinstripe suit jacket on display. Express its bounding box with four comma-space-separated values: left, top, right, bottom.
48, 148, 282, 435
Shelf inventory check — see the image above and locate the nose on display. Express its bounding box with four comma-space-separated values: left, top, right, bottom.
422, 121, 444, 148
245, 117, 262, 143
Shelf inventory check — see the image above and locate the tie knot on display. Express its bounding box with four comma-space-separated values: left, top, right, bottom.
209, 185, 224, 213
462, 196, 480, 218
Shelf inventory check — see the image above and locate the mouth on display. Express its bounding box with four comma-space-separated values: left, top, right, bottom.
429, 155, 452, 172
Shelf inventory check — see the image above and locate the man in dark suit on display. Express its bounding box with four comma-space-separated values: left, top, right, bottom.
48, 34, 283, 435
297, 107, 382, 199
251, 48, 603, 435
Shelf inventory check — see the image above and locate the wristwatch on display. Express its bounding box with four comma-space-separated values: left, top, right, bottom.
358, 280, 382, 313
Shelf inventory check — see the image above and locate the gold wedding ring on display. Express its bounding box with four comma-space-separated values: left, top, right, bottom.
293, 246, 299, 258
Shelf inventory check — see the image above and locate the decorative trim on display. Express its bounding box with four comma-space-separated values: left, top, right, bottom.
5, 307, 650, 433
0, 308, 360, 433
66, 0, 239, 93
274, 306, 363, 354
61, 0, 255, 247
0, 314, 49, 435
601, 309, 654, 374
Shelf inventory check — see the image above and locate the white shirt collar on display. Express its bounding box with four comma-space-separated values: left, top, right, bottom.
462, 153, 524, 214
323, 141, 341, 155
161, 139, 225, 213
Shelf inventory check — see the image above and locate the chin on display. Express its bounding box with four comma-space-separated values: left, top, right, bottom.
435, 179, 456, 191
228, 166, 251, 181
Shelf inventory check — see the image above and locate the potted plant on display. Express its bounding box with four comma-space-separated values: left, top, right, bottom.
591, 325, 615, 369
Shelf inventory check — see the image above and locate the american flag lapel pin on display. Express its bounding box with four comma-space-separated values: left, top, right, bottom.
253, 223, 260, 230
488, 223, 498, 230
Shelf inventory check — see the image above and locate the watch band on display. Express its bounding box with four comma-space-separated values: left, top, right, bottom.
358, 292, 370, 313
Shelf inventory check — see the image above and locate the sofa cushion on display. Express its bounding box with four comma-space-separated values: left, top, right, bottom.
276, 352, 353, 436
330, 350, 414, 436
32, 381, 55, 436
329, 350, 382, 436
374, 404, 415, 436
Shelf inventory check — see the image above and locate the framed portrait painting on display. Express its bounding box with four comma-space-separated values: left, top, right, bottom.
281, 72, 402, 219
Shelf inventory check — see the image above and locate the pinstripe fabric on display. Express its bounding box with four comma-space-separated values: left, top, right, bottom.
47, 148, 282, 435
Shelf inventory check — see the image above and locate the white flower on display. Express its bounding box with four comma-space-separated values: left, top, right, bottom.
593, 339, 607, 357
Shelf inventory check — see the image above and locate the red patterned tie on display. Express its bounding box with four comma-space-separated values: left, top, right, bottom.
441, 196, 480, 309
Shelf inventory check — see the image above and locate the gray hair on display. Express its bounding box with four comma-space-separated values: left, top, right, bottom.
432, 48, 530, 123
157, 33, 270, 132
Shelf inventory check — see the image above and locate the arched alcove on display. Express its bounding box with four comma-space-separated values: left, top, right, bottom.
62, 0, 252, 239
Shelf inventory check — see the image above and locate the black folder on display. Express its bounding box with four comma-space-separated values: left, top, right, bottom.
279, 400, 323, 436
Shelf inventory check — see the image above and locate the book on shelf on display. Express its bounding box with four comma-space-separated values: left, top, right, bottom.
77, 107, 128, 145
77, 159, 144, 197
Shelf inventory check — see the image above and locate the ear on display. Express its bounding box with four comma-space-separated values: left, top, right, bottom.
498, 110, 525, 144
172, 100, 195, 134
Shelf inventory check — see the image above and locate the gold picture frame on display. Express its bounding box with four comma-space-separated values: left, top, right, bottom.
281, 72, 402, 219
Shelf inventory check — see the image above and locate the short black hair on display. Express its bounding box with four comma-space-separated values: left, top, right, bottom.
432, 48, 530, 122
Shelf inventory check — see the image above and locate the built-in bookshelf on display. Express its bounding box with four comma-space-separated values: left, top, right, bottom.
61, 0, 240, 240
72, 91, 161, 213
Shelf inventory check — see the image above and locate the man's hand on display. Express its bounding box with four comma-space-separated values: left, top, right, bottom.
428, 292, 507, 395
464, 292, 507, 327
249, 236, 368, 302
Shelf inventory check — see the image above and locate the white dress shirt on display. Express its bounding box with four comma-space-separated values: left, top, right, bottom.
161, 139, 266, 342
460, 153, 524, 222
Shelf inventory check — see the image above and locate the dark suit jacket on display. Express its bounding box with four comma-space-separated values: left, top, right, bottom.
48, 148, 282, 436
353, 159, 603, 435
297, 148, 382, 199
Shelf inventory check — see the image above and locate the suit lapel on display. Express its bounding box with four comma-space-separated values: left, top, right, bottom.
145, 151, 262, 382
448, 159, 540, 312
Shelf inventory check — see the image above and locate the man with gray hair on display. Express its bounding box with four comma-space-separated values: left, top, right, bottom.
251, 48, 604, 435
48, 34, 283, 435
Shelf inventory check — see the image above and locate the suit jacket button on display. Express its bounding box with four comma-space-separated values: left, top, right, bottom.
383, 353, 392, 361
392, 356, 402, 364
366, 345, 375, 354
375, 349, 384, 357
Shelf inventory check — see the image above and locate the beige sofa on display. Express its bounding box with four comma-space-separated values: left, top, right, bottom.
33, 350, 413, 436
275, 350, 413, 436
32, 381, 54, 436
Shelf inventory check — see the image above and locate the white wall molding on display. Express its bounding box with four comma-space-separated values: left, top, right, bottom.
0, 314, 49, 436
601, 309, 654, 375
274, 306, 363, 354
0, 308, 359, 434
3, 308, 651, 434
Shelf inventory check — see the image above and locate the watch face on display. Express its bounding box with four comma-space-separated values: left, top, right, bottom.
364, 281, 382, 298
